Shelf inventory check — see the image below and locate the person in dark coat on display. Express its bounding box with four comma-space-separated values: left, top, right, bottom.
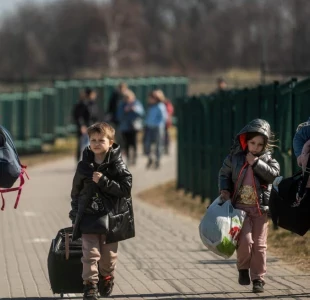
107, 82, 128, 126
107, 82, 128, 146
69, 122, 134, 300
0, 133, 4, 146
72, 88, 101, 162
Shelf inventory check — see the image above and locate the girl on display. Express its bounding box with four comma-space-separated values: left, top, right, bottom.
219, 119, 280, 293
143, 90, 167, 169
117, 89, 144, 165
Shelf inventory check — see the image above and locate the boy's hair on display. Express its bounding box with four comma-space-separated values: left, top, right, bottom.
246, 132, 276, 152
87, 122, 115, 141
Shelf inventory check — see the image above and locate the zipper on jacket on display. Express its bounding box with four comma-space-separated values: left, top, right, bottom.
231, 162, 248, 202
251, 169, 262, 216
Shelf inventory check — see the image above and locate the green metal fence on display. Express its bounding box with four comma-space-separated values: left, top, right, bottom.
177, 78, 309, 202
0, 76, 188, 154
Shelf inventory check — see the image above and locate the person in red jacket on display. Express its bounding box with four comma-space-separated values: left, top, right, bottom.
163, 96, 174, 155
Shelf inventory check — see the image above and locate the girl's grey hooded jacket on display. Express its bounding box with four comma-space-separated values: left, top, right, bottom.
218, 119, 280, 212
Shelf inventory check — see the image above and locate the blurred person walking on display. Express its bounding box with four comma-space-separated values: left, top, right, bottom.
215, 77, 227, 92
117, 89, 144, 166
163, 95, 174, 155
72, 88, 101, 162
107, 82, 128, 145
143, 89, 167, 169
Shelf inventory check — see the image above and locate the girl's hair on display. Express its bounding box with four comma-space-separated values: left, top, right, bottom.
123, 89, 135, 101
246, 132, 277, 152
149, 89, 166, 103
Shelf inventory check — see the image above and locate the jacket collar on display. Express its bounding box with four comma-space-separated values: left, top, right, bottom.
81, 143, 121, 165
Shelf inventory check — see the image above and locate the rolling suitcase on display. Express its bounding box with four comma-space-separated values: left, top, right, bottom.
47, 227, 84, 297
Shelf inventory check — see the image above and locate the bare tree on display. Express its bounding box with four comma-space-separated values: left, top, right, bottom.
0, 0, 310, 79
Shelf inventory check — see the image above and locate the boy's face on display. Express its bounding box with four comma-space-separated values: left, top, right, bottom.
247, 135, 264, 155
89, 132, 113, 155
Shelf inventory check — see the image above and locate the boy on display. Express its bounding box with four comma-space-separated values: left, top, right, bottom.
69, 122, 134, 300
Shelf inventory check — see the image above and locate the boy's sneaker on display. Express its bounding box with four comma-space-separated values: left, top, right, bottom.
252, 279, 265, 293
83, 282, 98, 300
238, 269, 250, 285
98, 275, 114, 297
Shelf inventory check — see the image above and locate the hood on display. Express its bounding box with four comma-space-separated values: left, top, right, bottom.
77, 143, 121, 177
231, 118, 271, 155
81, 143, 121, 165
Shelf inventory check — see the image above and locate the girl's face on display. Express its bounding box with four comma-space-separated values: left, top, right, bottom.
247, 135, 265, 155
125, 95, 134, 104
148, 96, 157, 104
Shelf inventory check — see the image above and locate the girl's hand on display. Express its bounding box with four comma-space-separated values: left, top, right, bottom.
246, 152, 258, 165
124, 105, 132, 112
92, 172, 103, 183
220, 190, 231, 201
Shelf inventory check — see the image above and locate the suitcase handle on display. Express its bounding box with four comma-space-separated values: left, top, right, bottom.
65, 232, 70, 260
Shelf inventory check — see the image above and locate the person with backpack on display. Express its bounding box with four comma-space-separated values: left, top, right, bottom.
0, 125, 28, 210
69, 122, 134, 300
219, 119, 280, 293
293, 117, 310, 168
292, 117, 310, 231
143, 89, 167, 169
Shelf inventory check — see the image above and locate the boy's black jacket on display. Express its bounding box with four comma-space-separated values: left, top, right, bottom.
69, 143, 134, 243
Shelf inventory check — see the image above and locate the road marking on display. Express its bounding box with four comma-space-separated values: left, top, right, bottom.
27, 238, 50, 243
22, 211, 37, 217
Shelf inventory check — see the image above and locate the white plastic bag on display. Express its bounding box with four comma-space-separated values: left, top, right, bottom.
199, 196, 246, 259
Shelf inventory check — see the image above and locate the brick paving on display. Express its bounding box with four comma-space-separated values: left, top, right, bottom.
0, 143, 309, 300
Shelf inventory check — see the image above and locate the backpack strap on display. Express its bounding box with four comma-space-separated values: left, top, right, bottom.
291, 156, 310, 207
0, 165, 29, 211
298, 155, 310, 198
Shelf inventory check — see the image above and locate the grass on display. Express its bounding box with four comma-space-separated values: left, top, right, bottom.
138, 180, 310, 272
188, 68, 300, 95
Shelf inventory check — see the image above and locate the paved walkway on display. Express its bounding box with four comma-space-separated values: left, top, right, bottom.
0, 144, 309, 300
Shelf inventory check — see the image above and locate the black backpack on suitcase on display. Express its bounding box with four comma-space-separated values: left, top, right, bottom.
47, 227, 84, 296
269, 157, 310, 236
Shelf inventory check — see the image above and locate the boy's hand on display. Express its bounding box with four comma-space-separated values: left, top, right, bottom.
220, 190, 230, 201
246, 152, 258, 165
92, 172, 103, 183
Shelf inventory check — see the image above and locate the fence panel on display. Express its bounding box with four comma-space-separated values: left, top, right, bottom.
177, 77, 308, 202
